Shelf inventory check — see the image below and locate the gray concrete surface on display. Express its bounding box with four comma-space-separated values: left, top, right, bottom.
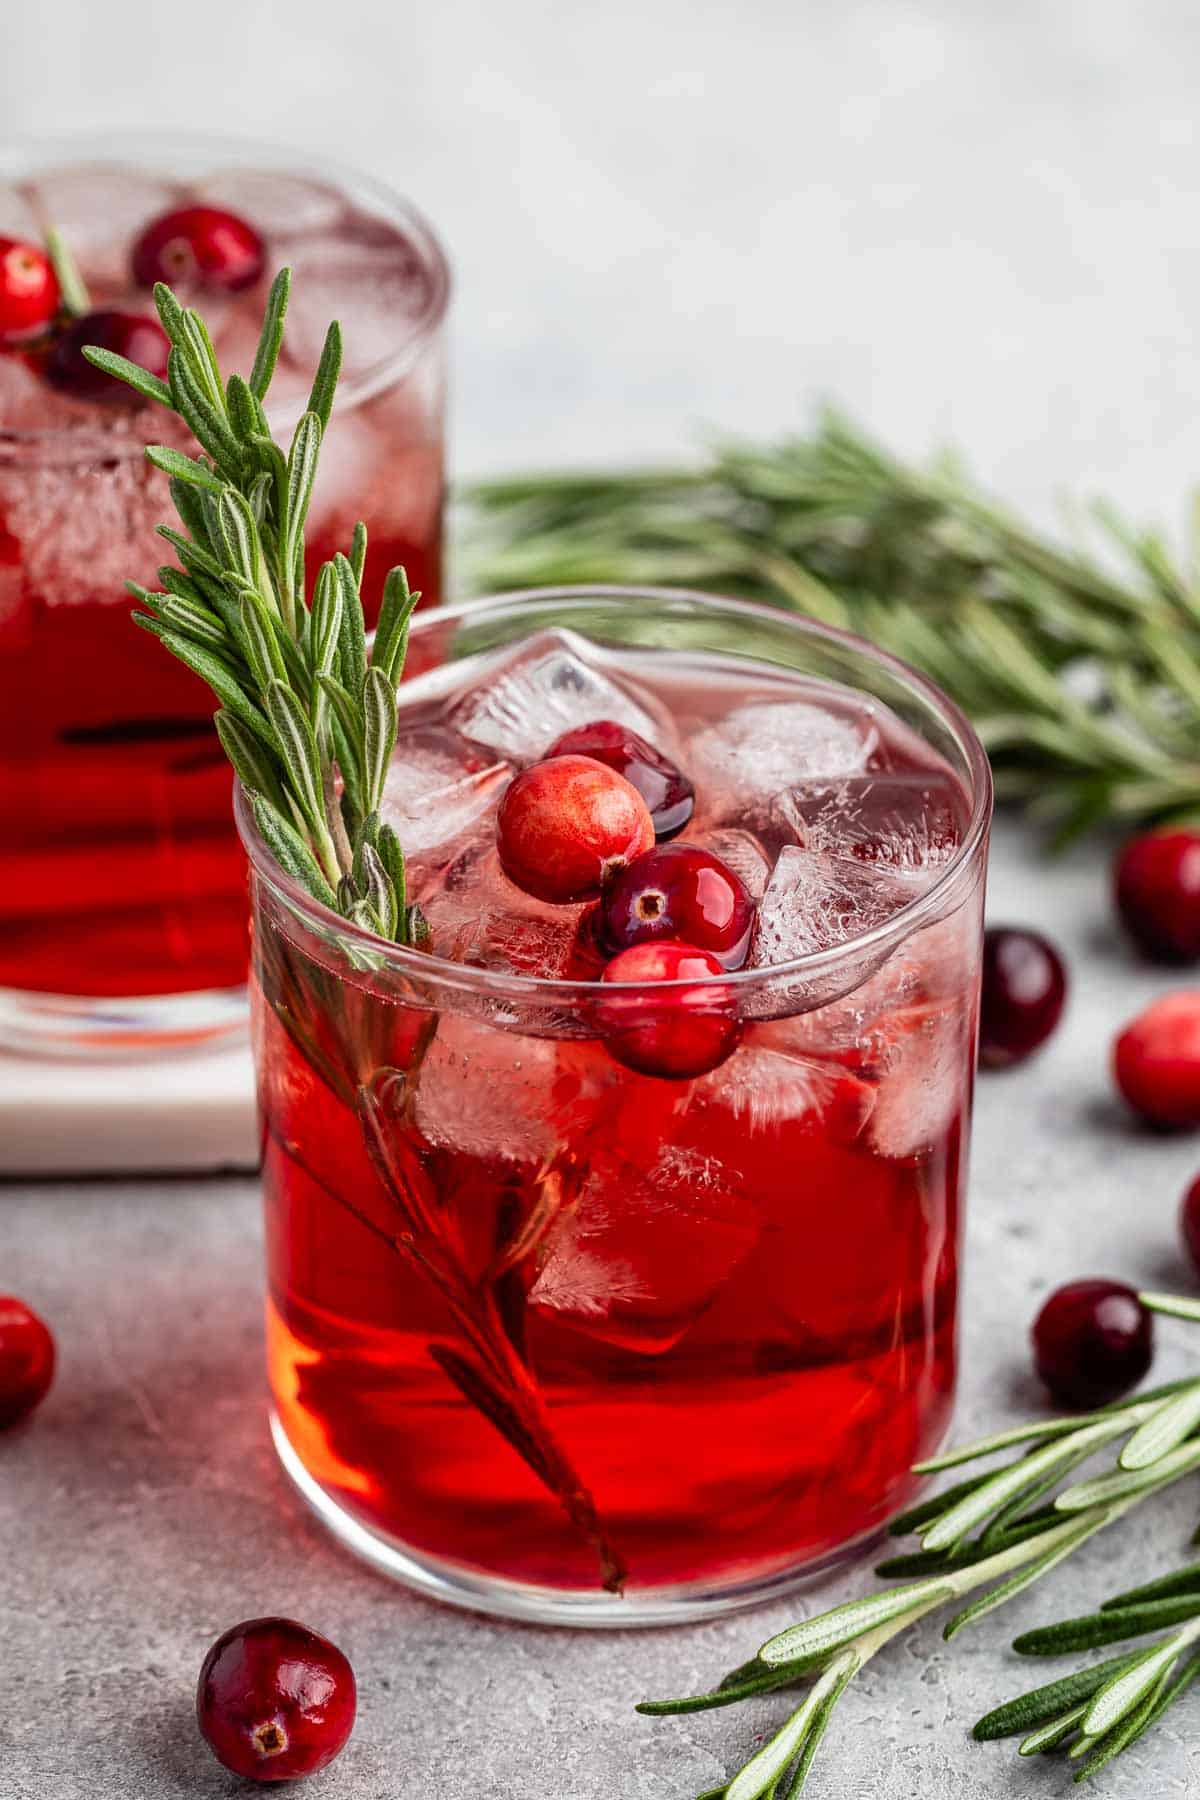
6, 815, 1200, 1798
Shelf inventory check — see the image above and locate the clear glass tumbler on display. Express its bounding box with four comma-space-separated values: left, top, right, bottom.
242, 585, 992, 1625
0, 132, 449, 1053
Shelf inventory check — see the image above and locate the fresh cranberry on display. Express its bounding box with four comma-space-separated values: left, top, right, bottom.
197, 1617, 355, 1782
978, 926, 1067, 1068
0, 239, 59, 346
599, 940, 740, 1079
1182, 1175, 1200, 1279
132, 205, 265, 292
1032, 1279, 1153, 1408
1115, 830, 1200, 964
601, 843, 755, 968
1114, 992, 1200, 1128
45, 308, 171, 402
496, 754, 655, 904
0, 1296, 55, 1429
545, 720, 694, 839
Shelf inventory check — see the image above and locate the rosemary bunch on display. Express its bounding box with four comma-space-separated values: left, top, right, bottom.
464, 416, 1200, 842
85, 268, 424, 944
639, 1292, 1200, 1796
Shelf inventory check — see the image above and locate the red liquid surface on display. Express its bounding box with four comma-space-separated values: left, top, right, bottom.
255, 644, 983, 1598
0, 162, 445, 1000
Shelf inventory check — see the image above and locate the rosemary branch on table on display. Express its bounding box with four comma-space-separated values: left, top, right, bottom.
463, 414, 1200, 843
639, 1292, 1200, 1796
84, 266, 425, 946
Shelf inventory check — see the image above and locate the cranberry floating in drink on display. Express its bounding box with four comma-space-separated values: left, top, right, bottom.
244, 600, 990, 1620
0, 140, 448, 1050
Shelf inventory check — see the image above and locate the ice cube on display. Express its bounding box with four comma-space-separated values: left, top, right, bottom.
195, 167, 345, 236
28, 164, 184, 290
777, 771, 966, 876
689, 697, 879, 818
419, 843, 595, 978
380, 719, 510, 879
282, 230, 437, 378
864, 997, 969, 1161
0, 183, 38, 239
528, 1143, 759, 1353
449, 628, 673, 766
753, 846, 918, 964
689, 826, 772, 899
412, 1014, 569, 1167
689, 1042, 876, 1143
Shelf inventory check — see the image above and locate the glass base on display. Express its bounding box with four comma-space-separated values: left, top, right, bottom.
0, 982, 249, 1057
270, 1410, 894, 1629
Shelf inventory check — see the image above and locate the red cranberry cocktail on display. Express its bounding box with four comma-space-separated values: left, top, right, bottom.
245, 585, 992, 1624
0, 139, 448, 1050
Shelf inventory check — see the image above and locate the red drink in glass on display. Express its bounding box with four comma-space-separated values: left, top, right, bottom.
245, 587, 991, 1623
0, 140, 448, 1050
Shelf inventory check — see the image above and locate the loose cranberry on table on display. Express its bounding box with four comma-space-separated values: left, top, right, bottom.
1115, 829, 1200, 964
44, 308, 171, 402
545, 720, 695, 839
601, 842, 755, 968
978, 926, 1067, 1068
1032, 1279, 1153, 1408
1113, 991, 1200, 1128
599, 940, 740, 1079
197, 1617, 356, 1783
132, 205, 265, 291
0, 1296, 55, 1429
497, 754, 655, 904
0, 238, 59, 346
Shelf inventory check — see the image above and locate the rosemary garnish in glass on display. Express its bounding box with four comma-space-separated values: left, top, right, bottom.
640, 1291, 1200, 1793
88, 272, 625, 1591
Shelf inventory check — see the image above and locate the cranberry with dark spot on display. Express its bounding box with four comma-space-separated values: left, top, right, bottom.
45, 308, 170, 402
599, 940, 740, 1079
1115, 829, 1200, 964
1114, 992, 1200, 1129
978, 926, 1067, 1068
496, 754, 655, 904
132, 205, 265, 292
197, 1617, 356, 1783
0, 1296, 55, 1428
545, 720, 694, 839
601, 842, 755, 968
1032, 1279, 1153, 1409
0, 238, 59, 346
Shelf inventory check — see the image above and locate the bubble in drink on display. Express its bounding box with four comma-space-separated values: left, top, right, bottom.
449, 628, 673, 765
753, 844, 919, 963
528, 1143, 760, 1354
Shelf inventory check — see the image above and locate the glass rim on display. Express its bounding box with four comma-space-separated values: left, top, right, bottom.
236, 583, 994, 1003
0, 126, 450, 463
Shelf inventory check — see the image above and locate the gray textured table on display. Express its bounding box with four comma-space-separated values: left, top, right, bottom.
6, 817, 1200, 1798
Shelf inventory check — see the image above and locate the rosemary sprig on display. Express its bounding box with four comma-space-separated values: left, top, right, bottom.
84, 268, 425, 945
464, 415, 1200, 842
638, 1291, 1200, 1795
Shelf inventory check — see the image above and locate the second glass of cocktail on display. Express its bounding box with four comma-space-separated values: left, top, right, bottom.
246, 585, 991, 1623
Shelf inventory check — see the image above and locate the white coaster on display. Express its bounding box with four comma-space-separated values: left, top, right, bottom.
0, 1038, 259, 1175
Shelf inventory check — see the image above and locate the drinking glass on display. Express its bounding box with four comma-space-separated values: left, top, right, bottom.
241, 585, 992, 1626
0, 132, 449, 1053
